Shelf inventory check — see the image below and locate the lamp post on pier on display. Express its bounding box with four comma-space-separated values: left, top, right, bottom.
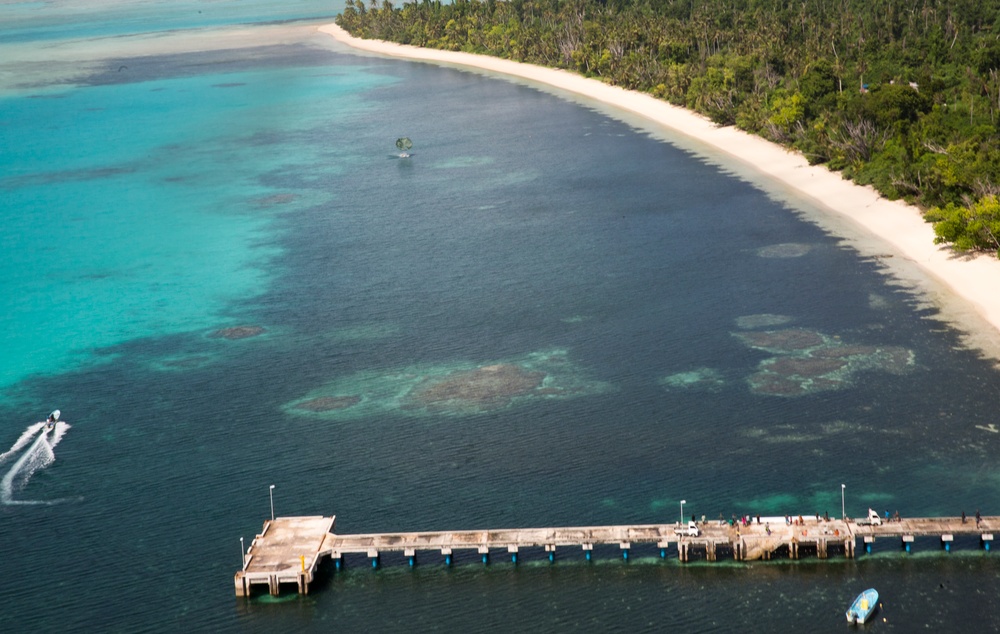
240, 537, 245, 570
841, 484, 846, 521
680, 499, 686, 525
269, 484, 276, 521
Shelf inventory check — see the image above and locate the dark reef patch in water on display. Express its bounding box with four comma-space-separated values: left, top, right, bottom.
209, 325, 266, 340
734, 329, 824, 353
294, 396, 362, 411
403, 364, 546, 412
736, 328, 915, 396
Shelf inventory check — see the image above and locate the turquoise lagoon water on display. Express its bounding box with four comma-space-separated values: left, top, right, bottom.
3, 2, 1000, 631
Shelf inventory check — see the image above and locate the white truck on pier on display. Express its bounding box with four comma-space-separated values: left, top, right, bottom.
855, 508, 883, 526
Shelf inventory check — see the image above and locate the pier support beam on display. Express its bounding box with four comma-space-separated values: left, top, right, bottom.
818, 538, 828, 559
235, 573, 249, 597
405, 548, 416, 567
845, 539, 854, 559
478, 545, 489, 565
545, 544, 556, 563
368, 549, 380, 569
657, 540, 669, 559
902, 535, 914, 553
583, 543, 593, 561
441, 547, 452, 566
982, 534, 993, 552
620, 542, 630, 561
707, 540, 717, 562
678, 542, 689, 563
864, 535, 874, 555
942, 534, 953, 552
508, 545, 519, 564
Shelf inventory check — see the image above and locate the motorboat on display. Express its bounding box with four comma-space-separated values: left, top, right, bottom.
846, 588, 879, 624
44, 409, 60, 432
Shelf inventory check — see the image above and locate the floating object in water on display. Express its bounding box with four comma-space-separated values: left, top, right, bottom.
395, 137, 413, 158
845, 588, 879, 624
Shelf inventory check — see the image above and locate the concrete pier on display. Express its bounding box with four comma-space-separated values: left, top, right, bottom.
234, 513, 995, 596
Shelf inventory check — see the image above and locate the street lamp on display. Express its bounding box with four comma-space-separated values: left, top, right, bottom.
841, 483, 846, 520
240, 537, 246, 570
269, 484, 276, 521
680, 499, 687, 525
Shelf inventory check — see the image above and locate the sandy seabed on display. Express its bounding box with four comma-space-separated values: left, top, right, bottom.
319, 23, 1000, 362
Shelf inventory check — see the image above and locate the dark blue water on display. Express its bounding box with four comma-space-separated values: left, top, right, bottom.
3, 3, 1000, 632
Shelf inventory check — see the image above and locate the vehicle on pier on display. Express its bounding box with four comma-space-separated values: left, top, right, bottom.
675, 521, 700, 536
845, 588, 879, 624
856, 508, 883, 526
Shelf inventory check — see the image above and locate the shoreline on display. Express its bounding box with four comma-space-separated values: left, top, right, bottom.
319, 23, 1000, 362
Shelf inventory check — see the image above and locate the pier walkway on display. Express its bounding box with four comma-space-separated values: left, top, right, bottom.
234, 514, 996, 596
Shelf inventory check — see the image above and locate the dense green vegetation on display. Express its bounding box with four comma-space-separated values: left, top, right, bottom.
338, 0, 1000, 255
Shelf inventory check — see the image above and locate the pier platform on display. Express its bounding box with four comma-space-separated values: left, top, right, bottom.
234, 515, 335, 597
234, 513, 997, 596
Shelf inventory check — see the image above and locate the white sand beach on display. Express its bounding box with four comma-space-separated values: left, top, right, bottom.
320, 22, 1000, 360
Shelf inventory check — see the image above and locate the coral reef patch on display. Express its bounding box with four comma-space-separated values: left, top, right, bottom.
734, 329, 824, 353
403, 364, 546, 412
735, 327, 914, 396
660, 367, 725, 391
294, 396, 362, 412
756, 243, 812, 258
284, 349, 610, 419
209, 325, 265, 340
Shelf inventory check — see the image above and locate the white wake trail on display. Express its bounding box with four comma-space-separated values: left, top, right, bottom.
0, 422, 46, 465
0, 421, 71, 506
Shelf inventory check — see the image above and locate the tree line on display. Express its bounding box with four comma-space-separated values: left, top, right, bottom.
338, 0, 1000, 256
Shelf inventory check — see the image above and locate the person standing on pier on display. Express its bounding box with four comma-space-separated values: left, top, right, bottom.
962, 511, 967, 524
976, 510, 982, 527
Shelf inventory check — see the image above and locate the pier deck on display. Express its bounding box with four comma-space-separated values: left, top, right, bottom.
856, 516, 994, 538
234, 515, 335, 597
234, 514, 998, 596
321, 516, 855, 562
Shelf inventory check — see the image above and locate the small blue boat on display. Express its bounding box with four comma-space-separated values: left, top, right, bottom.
845, 588, 879, 624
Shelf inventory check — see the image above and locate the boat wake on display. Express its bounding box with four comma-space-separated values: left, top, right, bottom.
0, 421, 72, 506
